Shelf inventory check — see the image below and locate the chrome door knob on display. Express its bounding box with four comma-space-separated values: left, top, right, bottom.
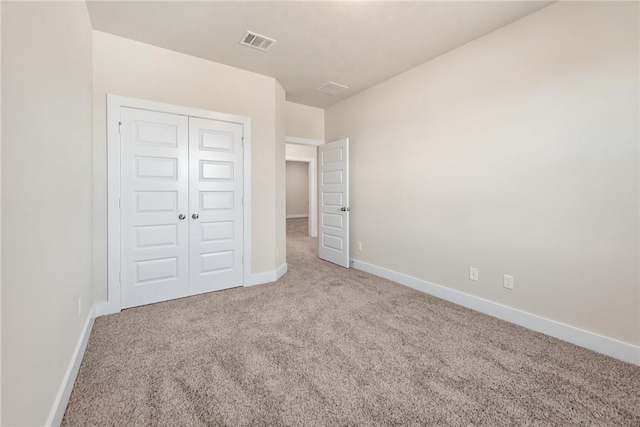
192, 213, 199, 219
340, 207, 350, 212
178, 214, 186, 220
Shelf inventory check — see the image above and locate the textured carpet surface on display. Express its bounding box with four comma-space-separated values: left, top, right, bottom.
63, 219, 640, 426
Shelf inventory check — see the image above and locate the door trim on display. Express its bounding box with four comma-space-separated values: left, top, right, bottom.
285, 155, 317, 237
104, 94, 252, 314
285, 136, 324, 146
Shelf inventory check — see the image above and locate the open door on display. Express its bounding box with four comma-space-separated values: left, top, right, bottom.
318, 138, 350, 268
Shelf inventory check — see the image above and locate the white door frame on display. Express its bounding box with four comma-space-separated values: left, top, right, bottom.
285, 155, 317, 237
285, 136, 324, 147
103, 94, 252, 315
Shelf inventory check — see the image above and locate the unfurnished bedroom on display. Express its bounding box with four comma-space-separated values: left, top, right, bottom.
1, 1, 639, 426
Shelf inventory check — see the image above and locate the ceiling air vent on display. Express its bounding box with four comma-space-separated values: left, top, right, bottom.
316, 82, 349, 96
240, 31, 276, 52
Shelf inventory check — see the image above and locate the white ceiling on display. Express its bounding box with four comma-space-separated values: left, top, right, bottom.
87, 1, 553, 108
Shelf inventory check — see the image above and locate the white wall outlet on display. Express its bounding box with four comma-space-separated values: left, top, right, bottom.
357, 242, 362, 251
469, 267, 479, 281
504, 274, 514, 290
77, 297, 82, 317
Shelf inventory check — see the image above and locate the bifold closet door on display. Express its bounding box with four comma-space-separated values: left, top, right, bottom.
188, 117, 244, 294
120, 107, 190, 309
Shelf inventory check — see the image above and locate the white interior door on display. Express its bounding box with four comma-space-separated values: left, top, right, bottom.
318, 138, 350, 268
120, 107, 190, 308
188, 117, 244, 293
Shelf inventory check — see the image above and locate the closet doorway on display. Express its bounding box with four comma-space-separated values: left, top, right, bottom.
106, 95, 252, 311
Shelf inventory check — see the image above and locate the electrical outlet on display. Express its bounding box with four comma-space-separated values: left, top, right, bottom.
504, 274, 514, 290
77, 297, 82, 317
357, 242, 362, 251
469, 267, 479, 281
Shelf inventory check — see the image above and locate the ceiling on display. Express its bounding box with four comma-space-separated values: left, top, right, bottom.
87, 1, 553, 108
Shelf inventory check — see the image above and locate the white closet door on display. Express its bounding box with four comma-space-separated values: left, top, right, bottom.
120, 107, 190, 309
188, 117, 244, 294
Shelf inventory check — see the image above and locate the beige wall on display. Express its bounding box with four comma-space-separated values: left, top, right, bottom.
93, 31, 282, 301
275, 83, 287, 268
286, 162, 310, 217
285, 101, 325, 141
1, 2, 94, 425
325, 2, 639, 345
0, 1, 3, 423
286, 143, 317, 162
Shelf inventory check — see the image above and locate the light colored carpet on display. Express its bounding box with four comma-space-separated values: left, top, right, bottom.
63, 218, 640, 425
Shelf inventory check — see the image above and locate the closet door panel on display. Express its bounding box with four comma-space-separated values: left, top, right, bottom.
120, 107, 190, 308
189, 117, 244, 294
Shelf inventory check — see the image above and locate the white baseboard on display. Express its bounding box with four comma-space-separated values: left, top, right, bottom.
96, 264, 291, 314
246, 263, 288, 287
46, 304, 96, 426
275, 263, 288, 280
94, 300, 119, 317
286, 214, 309, 219
351, 259, 640, 366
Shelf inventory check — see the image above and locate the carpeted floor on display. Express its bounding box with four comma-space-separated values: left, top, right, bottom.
63, 218, 640, 426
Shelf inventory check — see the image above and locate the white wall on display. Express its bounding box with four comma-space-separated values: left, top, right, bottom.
1, 2, 94, 425
285, 101, 325, 141
286, 161, 310, 217
325, 2, 639, 346
93, 31, 282, 302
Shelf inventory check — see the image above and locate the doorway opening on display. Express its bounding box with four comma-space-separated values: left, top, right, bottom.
285, 151, 317, 237
284, 138, 350, 268
286, 160, 310, 230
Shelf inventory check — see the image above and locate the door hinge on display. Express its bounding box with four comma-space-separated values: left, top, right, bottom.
118, 121, 122, 134
242, 136, 245, 146
118, 272, 121, 283
242, 256, 244, 265
242, 196, 244, 206
118, 198, 121, 208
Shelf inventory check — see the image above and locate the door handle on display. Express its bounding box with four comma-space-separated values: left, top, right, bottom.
192, 213, 199, 219
178, 214, 186, 220
340, 207, 350, 212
